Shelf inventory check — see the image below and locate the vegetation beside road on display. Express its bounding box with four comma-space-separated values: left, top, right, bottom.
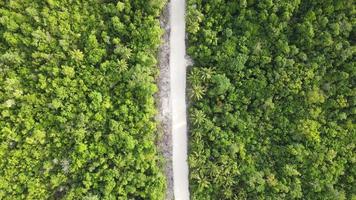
187, 0, 355, 199
0, 0, 166, 199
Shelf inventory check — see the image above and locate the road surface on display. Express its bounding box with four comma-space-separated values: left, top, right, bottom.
170, 0, 190, 199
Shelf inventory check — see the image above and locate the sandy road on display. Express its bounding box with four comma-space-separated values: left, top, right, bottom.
170, 0, 190, 199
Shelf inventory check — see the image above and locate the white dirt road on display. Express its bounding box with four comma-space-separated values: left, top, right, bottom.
170, 0, 190, 199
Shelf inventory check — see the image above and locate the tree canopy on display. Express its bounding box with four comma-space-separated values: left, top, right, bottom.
0, 0, 167, 199
187, 0, 355, 199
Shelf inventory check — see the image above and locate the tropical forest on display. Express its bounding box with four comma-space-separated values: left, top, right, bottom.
0, 0, 355, 199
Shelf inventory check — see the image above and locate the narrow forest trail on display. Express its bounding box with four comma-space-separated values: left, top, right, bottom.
170, 0, 190, 199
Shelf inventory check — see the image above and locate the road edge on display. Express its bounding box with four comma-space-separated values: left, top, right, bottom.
156, 2, 174, 200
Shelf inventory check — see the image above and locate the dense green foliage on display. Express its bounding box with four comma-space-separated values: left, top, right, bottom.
187, 0, 355, 199
0, 0, 166, 199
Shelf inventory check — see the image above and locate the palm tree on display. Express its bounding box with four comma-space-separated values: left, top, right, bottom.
189, 84, 206, 100
190, 109, 206, 126
188, 68, 201, 85
201, 67, 214, 81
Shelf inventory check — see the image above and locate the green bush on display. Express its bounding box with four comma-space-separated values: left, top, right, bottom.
0, 0, 166, 199
187, 0, 355, 199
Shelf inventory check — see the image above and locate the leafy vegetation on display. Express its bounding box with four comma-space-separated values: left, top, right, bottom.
0, 0, 166, 199
187, 0, 355, 199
